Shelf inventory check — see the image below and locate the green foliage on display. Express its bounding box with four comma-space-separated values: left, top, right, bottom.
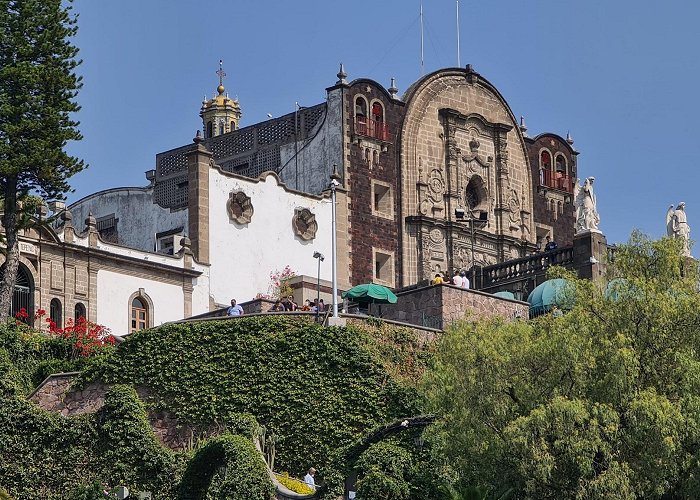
0, 321, 73, 393
0, 0, 85, 195
178, 434, 274, 500
96, 385, 176, 494
355, 441, 413, 499
84, 316, 428, 495
423, 234, 700, 498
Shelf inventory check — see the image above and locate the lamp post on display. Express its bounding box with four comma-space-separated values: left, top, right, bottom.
313, 251, 324, 321
330, 165, 341, 318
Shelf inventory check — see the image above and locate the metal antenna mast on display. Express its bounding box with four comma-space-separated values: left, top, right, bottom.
420, 1, 425, 75
456, 1, 461, 67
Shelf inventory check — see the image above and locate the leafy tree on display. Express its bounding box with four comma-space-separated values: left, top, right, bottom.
0, 0, 85, 320
423, 234, 700, 499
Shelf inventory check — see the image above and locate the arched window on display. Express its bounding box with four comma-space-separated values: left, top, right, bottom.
371, 102, 384, 123
365, 148, 370, 164
230, 120, 235, 131
540, 150, 552, 169
218, 121, 224, 136
373, 150, 379, 167
74, 302, 86, 322
555, 154, 567, 173
50, 298, 62, 329
465, 176, 487, 211
131, 297, 148, 333
11, 264, 34, 325
206, 121, 213, 138
355, 96, 367, 119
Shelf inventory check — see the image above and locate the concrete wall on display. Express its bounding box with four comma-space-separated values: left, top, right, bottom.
68, 187, 188, 252
381, 283, 528, 329
97, 269, 185, 336
208, 170, 334, 305
279, 88, 344, 195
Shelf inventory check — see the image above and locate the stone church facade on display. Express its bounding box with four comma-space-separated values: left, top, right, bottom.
2, 64, 594, 335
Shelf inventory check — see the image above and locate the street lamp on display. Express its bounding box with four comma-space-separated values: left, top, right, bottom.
329, 165, 341, 318
313, 251, 324, 320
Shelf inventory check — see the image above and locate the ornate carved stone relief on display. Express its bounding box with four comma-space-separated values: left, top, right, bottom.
227, 190, 254, 224
292, 208, 318, 241
417, 167, 446, 216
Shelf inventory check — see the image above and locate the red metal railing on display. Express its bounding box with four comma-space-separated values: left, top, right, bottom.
540, 169, 573, 193
355, 118, 391, 142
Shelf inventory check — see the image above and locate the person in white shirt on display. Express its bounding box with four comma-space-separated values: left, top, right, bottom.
304, 467, 317, 489
460, 270, 470, 289
452, 271, 462, 286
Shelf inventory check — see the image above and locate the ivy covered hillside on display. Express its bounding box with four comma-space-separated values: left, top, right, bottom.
0, 314, 438, 498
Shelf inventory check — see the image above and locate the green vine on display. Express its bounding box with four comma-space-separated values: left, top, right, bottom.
84, 316, 429, 496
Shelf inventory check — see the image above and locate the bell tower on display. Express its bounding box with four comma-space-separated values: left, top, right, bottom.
199, 60, 242, 138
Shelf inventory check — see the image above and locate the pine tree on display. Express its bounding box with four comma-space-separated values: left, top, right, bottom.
0, 0, 85, 319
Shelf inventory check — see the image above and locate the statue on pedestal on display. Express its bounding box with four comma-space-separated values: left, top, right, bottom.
666, 202, 691, 257
573, 177, 600, 233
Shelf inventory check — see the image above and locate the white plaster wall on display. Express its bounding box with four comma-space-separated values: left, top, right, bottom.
208, 170, 334, 304
96, 269, 184, 336
68, 187, 188, 252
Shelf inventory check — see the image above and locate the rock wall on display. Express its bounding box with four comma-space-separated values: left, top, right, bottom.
381, 283, 528, 329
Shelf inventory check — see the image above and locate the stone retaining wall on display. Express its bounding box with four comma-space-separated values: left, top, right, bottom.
381, 283, 528, 329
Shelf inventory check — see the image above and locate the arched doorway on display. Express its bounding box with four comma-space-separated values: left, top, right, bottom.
12, 264, 35, 325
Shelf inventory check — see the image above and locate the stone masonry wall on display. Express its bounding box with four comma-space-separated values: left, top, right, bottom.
381, 283, 528, 329
29, 373, 202, 450
346, 81, 405, 287
526, 134, 577, 247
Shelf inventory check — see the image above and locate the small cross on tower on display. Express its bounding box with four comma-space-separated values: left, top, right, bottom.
216, 60, 226, 95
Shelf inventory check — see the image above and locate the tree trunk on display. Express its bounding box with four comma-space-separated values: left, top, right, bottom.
0, 178, 19, 321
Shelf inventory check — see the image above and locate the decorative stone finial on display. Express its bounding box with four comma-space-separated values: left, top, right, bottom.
61, 209, 73, 223
566, 130, 574, 145
389, 77, 398, 99
330, 163, 342, 183
336, 63, 347, 85
519, 116, 528, 137
85, 212, 96, 229
194, 130, 204, 144
180, 236, 192, 254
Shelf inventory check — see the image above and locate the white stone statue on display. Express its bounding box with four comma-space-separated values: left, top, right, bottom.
666, 202, 691, 256
573, 177, 600, 233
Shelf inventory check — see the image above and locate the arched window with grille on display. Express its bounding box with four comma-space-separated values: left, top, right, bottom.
11, 264, 34, 325
50, 298, 62, 329
131, 297, 148, 333
74, 302, 86, 322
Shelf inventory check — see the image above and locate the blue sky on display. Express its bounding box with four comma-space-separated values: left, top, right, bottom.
66, 0, 700, 246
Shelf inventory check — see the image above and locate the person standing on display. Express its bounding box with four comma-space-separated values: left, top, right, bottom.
227, 299, 243, 316
460, 270, 470, 290
431, 273, 444, 285
304, 467, 317, 489
452, 270, 462, 286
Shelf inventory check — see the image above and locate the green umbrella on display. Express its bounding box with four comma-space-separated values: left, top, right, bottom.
342, 283, 398, 304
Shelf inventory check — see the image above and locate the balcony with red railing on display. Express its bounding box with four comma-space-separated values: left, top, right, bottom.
540, 169, 574, 193
355, 117, 391, 142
